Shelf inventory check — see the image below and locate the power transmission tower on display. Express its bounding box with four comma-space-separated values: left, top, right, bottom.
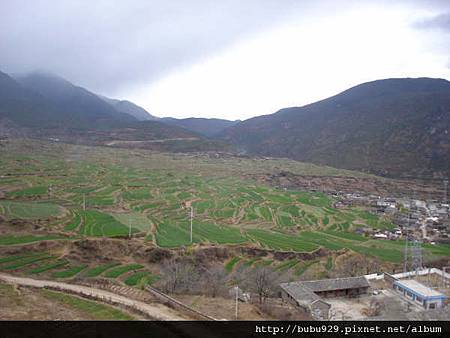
411, 239, 423, 276
403, 213, 410, 273
404, 236, 423, 276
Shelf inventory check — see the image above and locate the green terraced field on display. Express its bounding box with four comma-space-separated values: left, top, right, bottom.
79, 210, 140, 237
247, 229, 319, 252
64, 210, 82, 231
274, 259, 300, 271
7, 186, 48, 197
0, 254, 53, 271
0, 235, 70, 246
111, 212, 152, 233
124, 271, 159, 286
0, 201, 63, 219
84, 262, 120, 277
294, 261, 318, 276
0, 139, 447, 265
53, 264, 88, 278
41, 290, 135, 320
104, 264, 144, 278
27, 260, 69, 274
224, 257, 241, 272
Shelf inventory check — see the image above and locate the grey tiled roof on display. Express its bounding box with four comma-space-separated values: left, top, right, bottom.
300, 276, 370, 292
280, 276, 369, 305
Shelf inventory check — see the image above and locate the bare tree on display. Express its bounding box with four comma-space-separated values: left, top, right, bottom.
159, 259, 198, 294
203, 266, 229, 298
244, 267, 279, 304
334, 254, 368, 277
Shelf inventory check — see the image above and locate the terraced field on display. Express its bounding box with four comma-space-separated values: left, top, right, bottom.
0, 235, 71, 246
79, 210, 139, 237
0, 139, 448, 265
0, 252, 159, 288
0, 200, 63, 219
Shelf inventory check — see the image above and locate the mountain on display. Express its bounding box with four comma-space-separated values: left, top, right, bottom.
0, 70, 62, 129
0, 70, 229, 152
13, 71, 135, 128
221, 78, 450, 178
99, 95, 156, 121
160, 117, 239, 137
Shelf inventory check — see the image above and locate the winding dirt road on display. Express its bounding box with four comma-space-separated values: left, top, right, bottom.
0, 273, 186, 320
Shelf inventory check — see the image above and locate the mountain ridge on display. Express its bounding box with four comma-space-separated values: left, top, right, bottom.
221, 77, 450, 178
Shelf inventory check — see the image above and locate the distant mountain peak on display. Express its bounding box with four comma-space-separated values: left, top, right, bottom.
222, 77, 450, 178
97, 95, 156, 121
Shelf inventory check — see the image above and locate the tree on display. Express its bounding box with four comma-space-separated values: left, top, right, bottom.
334, 254, 368, 277
245, 267, 279, 304
160, 259, 197, 294
203, 266, 229, 298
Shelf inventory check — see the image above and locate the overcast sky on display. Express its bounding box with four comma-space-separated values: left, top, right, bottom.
1, 0, 450, 120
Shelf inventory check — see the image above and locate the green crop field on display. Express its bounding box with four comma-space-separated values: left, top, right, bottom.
0, 235, 69, 246
41, 290, 135, 320
0, 254, 53, 271
0, 201, 63, 219
247, 229, 319, 252
104, 264, 144, 278
0, 139, 448, 265
7, 186, 48, 198
64, 210, 82, 231
224, 257, 241, 272
53, 264, 88, 278
111, 212, 151, 233
79, 210, 140, 237
124, 271, 159, 286
84, 262, 120, 277
27, 260, 69, 274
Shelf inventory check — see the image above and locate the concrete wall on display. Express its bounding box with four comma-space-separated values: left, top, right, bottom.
384, 273, 398, 288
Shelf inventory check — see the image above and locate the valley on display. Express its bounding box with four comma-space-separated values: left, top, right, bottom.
0, 138, 448, 320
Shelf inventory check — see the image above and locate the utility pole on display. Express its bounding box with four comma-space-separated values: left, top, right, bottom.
235, 285, 239, 320
128, 215, 132, 239
190, 206, 193, 243
83, 193, 86, 211
444, 180, 448, 204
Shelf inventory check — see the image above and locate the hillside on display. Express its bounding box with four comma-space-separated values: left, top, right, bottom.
221, 78, 450, 178
99, 95, 156, 121
160, 117, 239, 137
14, 72, 135, 127
0, 70, 62, 129
0, 70, 228, 152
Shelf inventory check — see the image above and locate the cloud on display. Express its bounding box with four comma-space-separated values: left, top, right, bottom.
414, 12, 450, 31
2, 0, 450, 120
0, 0, 302, 96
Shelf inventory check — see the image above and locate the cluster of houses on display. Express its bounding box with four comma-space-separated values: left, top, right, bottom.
280, 271, 448, 319
333, 192, 449, 244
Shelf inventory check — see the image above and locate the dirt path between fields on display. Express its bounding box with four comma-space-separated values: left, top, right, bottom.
0, 273, 186, 320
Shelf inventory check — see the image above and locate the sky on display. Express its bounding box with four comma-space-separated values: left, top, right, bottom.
1, 0, 450, 120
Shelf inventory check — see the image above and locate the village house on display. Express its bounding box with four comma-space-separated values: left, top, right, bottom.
280, 276, 370, 319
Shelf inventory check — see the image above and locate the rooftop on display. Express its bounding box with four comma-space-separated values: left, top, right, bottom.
280, 276, 370, 305
298, 276, 370, 292
395, 279, 446, 298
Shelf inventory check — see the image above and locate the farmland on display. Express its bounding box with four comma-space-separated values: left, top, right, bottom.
0, 139, 448, 266
0, 251, 157, 289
